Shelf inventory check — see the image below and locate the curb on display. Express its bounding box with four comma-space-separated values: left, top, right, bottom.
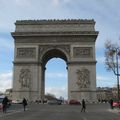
108, 109, 120, 113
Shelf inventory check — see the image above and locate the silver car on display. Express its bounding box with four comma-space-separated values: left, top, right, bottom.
47, 99, 62, 105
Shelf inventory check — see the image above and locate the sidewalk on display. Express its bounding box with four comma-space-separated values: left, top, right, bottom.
108, 108, 120, 113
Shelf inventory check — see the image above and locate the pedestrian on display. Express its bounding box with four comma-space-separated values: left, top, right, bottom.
109, 99, 113, 109
2, 96, 9, 113
22, 98, 27, 111
81, 99, 86, 112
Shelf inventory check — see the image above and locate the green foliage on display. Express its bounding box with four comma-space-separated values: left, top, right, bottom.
45, 93, 56, 100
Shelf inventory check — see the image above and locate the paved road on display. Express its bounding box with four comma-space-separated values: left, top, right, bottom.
0, 103, 120, 120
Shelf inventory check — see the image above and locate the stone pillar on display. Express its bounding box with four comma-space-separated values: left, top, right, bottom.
12, 45, 40, 102
12, 63, 40, 101
67, 44, 97, 102
68, 62, 97, 102
41, 66, 45, 102
37, 63, 43, 101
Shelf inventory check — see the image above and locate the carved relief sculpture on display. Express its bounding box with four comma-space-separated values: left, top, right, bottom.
73, 47, 93, 58
76, 68, 90, 88
19, 69, 31, 88
39, 45, 70, 58
17, 48, 36, 58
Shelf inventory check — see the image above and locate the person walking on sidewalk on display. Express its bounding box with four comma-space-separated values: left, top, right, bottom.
2, 96, 9, 113
81, 99, 86, 112
109, 99, 113, 109
22, 98, 28, 111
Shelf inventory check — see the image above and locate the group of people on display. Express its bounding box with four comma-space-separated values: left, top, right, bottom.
2, 97, 86, 113
2, 96, 28, 113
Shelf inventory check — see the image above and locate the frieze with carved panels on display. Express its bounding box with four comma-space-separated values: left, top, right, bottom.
17, 48, 36, 58
39, 45, 70, 58
73, 47, 93, 58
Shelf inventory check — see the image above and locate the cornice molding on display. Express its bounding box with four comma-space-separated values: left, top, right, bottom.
71, 90, 96, 92
15, 19, 95, 25
12, 31, 99, 37
67, 61, 97, 65
13, 61, 42, 65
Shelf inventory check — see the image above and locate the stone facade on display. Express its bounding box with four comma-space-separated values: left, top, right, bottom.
12, 19, 98, 102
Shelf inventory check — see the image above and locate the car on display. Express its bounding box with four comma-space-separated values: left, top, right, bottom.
12, 100, 22, 104
113, 101, 120, 108
69, 99, 81, 105
47, 99, 62, 105
0, 97, 11, 109
0, 98, 4, 110
0, 103, 3, 110
0, 102, 3, 110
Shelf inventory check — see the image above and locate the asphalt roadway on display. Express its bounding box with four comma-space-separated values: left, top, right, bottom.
0, 103, 120, 120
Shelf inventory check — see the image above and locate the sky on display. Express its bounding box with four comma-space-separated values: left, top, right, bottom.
0, 0, 120, 99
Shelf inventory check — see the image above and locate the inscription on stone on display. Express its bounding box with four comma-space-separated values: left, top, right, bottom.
17, 48, 36, 58
73, 47, 92, 58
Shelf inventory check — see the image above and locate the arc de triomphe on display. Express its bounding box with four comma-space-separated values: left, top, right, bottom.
11, 19, 98, 102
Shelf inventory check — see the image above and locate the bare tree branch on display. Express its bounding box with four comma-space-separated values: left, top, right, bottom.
104, 40, 120, 76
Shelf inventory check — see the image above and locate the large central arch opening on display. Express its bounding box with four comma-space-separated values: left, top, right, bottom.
42, 49, 68, 100
45, 58, 67, 99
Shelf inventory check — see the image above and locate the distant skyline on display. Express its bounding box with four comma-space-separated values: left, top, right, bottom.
0, 0, 120, 98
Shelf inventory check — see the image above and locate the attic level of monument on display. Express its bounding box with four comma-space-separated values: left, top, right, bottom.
13, 19, 98, 33
12, 19, 98, 102
12, 19, 98, 43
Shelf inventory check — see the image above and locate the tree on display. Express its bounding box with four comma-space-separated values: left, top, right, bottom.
105, 40, 120, 100
45, 93, 56, 100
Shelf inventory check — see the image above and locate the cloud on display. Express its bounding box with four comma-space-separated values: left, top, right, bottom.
64, 0, 71, 3
97, 75, 116, 87
0, 38, 14, 51
96, 56, 105, 64
0, 72, 12, 92
52, 0, 60, 6
51, 0, 71, 7
97, 76, 111, 81
45, 86, 67, 99
14, 0, 31, 6
46, 72, 67, 79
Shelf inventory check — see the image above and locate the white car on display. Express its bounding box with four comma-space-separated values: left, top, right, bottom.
47, 99, 62, 105
0, 98, 4, 109
12, 100, 22, 104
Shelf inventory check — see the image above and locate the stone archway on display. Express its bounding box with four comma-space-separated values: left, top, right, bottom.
41, 48, 68, 101
11, 19, 98, 102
